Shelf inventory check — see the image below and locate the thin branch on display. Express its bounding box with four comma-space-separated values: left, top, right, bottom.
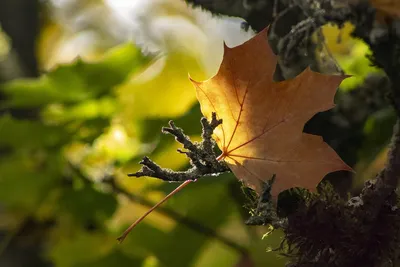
129, 112, 229, 182
245, 175, 288, 229
117, 179, 195, 243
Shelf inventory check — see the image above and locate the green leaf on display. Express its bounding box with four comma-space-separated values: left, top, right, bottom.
49, 230, 115, 267
117, 52, 204, 120
0, 152, 61, 210
0, 114, 68, 149
193, 239, 240, 267
336, 42, 383, 91
72, 118, 110, 144
59, 185, 118, 224
134, 103, 203, 144
42, 97, 117, 124
359, 107, 396, 163
1, 44, 150, 108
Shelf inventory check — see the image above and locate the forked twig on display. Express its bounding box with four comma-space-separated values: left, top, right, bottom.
128, 112, 229, 182
118, 113, 230, 242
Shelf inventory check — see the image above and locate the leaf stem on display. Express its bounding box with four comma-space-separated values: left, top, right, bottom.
117, 179, 196, 243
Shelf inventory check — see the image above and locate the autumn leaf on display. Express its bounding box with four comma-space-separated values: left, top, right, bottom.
370, 0, 400, 19
190, 28, 352, 198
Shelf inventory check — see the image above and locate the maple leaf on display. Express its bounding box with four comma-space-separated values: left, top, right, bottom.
190, 28, 352, 198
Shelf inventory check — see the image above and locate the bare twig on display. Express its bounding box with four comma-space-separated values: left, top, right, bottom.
129, 112, 229, 182
116, 113, 234, 241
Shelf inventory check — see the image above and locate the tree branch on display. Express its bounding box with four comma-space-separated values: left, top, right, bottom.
245, 175, 288, 229
129, 112, 229, 182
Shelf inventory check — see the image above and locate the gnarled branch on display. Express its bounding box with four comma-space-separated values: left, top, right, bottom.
129, 112, 229, 182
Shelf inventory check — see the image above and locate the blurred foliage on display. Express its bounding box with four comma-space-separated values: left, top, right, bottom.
0, 1, 395, 267
0, 27, 10, 59
317, 22, 383, 90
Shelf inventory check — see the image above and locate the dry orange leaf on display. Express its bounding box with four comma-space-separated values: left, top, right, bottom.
190, 28, 352, 198
370, 0, 400, 19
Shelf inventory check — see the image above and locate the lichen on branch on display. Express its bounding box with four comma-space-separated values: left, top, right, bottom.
129, 112, 229, 182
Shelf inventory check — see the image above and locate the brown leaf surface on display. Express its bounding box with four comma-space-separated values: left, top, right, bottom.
370, 0, 400, 19
190, 28, 352, 198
